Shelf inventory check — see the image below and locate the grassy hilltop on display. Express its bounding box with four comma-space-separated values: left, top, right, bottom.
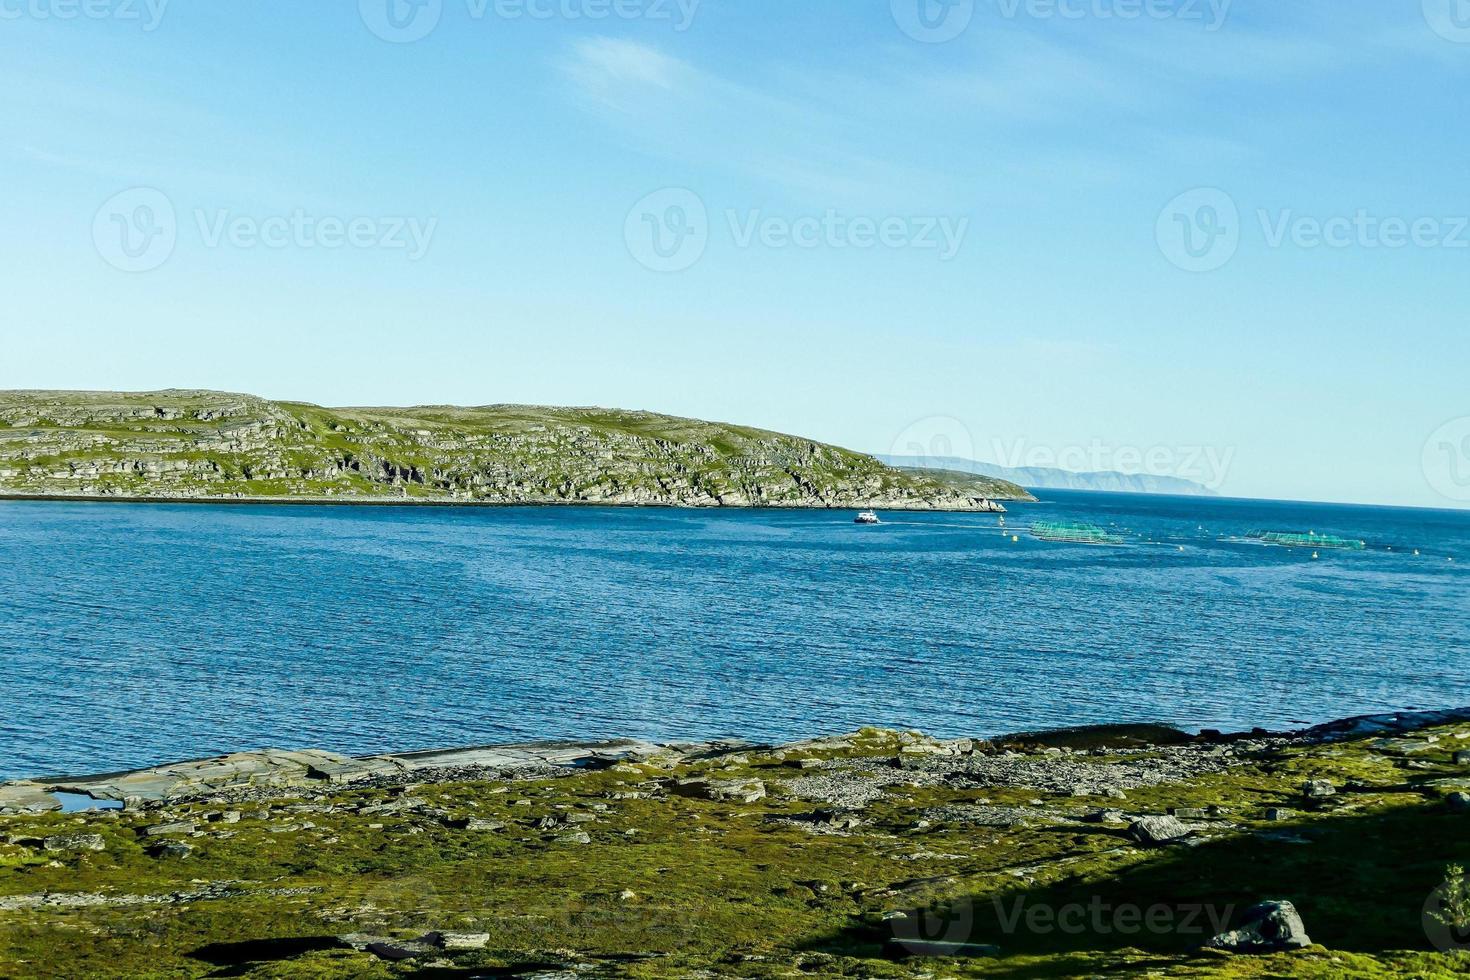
0, 390, 1030, 509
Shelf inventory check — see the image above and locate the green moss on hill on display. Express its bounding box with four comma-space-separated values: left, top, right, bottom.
0, 390, 1032, 509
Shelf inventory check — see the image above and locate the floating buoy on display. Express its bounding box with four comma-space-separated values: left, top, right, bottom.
1178, 545, 1185, 552
1312, 551, 1320, 559
1415, 549, 1421, 556
1012, 535, 1019, 543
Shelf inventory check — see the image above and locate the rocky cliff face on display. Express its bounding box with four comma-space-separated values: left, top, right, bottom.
0, 390, 1032, 510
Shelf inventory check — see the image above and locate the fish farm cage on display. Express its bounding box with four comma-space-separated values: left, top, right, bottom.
1030, 521, 1125, 545
1249, 530, 1367, 551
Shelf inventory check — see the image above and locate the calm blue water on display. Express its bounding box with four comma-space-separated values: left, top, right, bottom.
1, 492, 1468, 779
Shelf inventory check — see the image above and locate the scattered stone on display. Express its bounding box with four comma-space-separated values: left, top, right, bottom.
464, 818, 505, 831
561, 831, 592, 845
1209, 900, 1312, 952
619, 889, 637, 901
147, 840, 193, 859
1263, 807, 1294, 822
141, 821, 195, 837
436, 932, 490, 951
1446, 792, 1470, 812
42, 834, 105, 853
1083, 809, 1127, 824
672, 778, 766, 804
1369, 737, 1437, 754
1454, 751, 1470, 766
338, 933, 439, 960
1302, 780, 1336, 800
1128, 815, 1191, 846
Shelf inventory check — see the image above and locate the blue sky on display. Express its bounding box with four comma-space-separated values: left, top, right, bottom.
4, 0, 1469, 507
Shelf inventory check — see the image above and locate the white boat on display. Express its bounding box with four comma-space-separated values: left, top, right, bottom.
854, 510, 880, 525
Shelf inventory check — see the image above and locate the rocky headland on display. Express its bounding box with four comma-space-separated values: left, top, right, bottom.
3, 708, 1469, 978
0, 390, 1030, 511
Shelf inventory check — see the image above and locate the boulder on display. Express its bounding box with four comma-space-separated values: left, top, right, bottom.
1447, 792, 1470, 812
141, 821, 195, 837
42, 834, 105, 853
1209, 900, 1311, 952
1301, 780, 1336, 800
673, 778, 766, 804
435, 932, 489, 951
1128, 816, 1191, 846
0, 782, 62, 815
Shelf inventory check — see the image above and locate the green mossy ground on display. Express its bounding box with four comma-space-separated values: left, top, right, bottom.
0, 390, 1032, 506
2, 727, 1469, 978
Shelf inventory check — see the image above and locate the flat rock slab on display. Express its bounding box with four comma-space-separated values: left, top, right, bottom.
1309, 708, 1470, 743
0, 782, 63, 815
14, 739, 698, 808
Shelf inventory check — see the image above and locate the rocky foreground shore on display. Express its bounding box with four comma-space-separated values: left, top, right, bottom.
3, 709, 1470, 978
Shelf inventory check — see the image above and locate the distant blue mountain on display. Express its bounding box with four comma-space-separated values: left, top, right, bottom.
877, 455, 1218, 497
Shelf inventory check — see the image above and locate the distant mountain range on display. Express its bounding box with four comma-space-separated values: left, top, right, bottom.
878, 454, 1219, 497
